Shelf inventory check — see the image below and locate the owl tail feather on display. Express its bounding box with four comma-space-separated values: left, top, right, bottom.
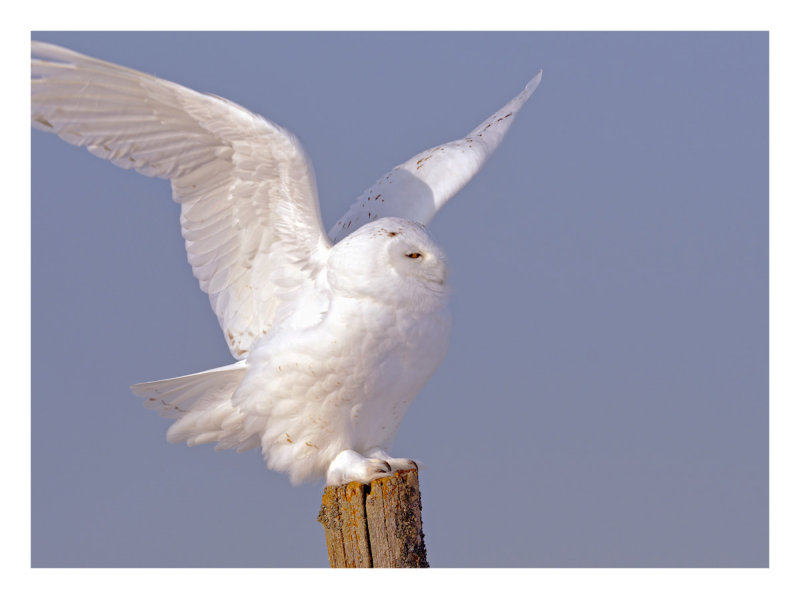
132, 361, 260, 453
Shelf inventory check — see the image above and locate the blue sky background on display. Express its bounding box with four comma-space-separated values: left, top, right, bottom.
31, 31, 768, 567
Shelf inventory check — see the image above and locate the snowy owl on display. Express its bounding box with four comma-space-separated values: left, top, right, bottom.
31, 42, 541, 486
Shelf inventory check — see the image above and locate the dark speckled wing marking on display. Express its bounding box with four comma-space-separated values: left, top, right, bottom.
328, 70, 542, 243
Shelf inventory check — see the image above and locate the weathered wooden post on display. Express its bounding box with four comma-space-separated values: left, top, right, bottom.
317, 469, 429, 567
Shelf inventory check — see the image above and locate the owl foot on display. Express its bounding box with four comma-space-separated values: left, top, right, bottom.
366, 448, 419, 473
326, 449, 391, 486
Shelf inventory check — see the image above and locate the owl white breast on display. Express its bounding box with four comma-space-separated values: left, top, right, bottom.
232, 218, 452, 484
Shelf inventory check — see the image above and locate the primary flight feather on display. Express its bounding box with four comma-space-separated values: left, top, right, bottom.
31, 41, 541, 485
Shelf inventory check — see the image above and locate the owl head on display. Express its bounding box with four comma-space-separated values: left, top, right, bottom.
327, 217, 449, 304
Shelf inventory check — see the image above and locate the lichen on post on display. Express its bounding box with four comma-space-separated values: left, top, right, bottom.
318, 469, 429, 568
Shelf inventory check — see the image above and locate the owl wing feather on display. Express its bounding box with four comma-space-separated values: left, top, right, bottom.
31, 42, 332, 359
328, 70, 542, 242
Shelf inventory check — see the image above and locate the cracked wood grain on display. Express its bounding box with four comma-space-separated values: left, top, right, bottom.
318, 469, 428, 568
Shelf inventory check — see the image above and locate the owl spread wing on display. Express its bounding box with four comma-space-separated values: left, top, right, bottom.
31, 42, 332, 359
327, 70, 542, 243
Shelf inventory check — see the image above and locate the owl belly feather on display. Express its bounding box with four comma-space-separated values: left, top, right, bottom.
236, 293, 451, 484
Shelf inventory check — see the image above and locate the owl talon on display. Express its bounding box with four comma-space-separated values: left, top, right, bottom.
367, 448, 419, 473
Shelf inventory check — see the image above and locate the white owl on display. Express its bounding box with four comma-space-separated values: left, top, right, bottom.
31, 42, 541, 485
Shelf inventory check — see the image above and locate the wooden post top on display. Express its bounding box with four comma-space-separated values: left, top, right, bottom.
318, 469, 428, 568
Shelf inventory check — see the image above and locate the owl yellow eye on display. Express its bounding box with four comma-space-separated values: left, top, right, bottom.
406, 252, 422, 259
